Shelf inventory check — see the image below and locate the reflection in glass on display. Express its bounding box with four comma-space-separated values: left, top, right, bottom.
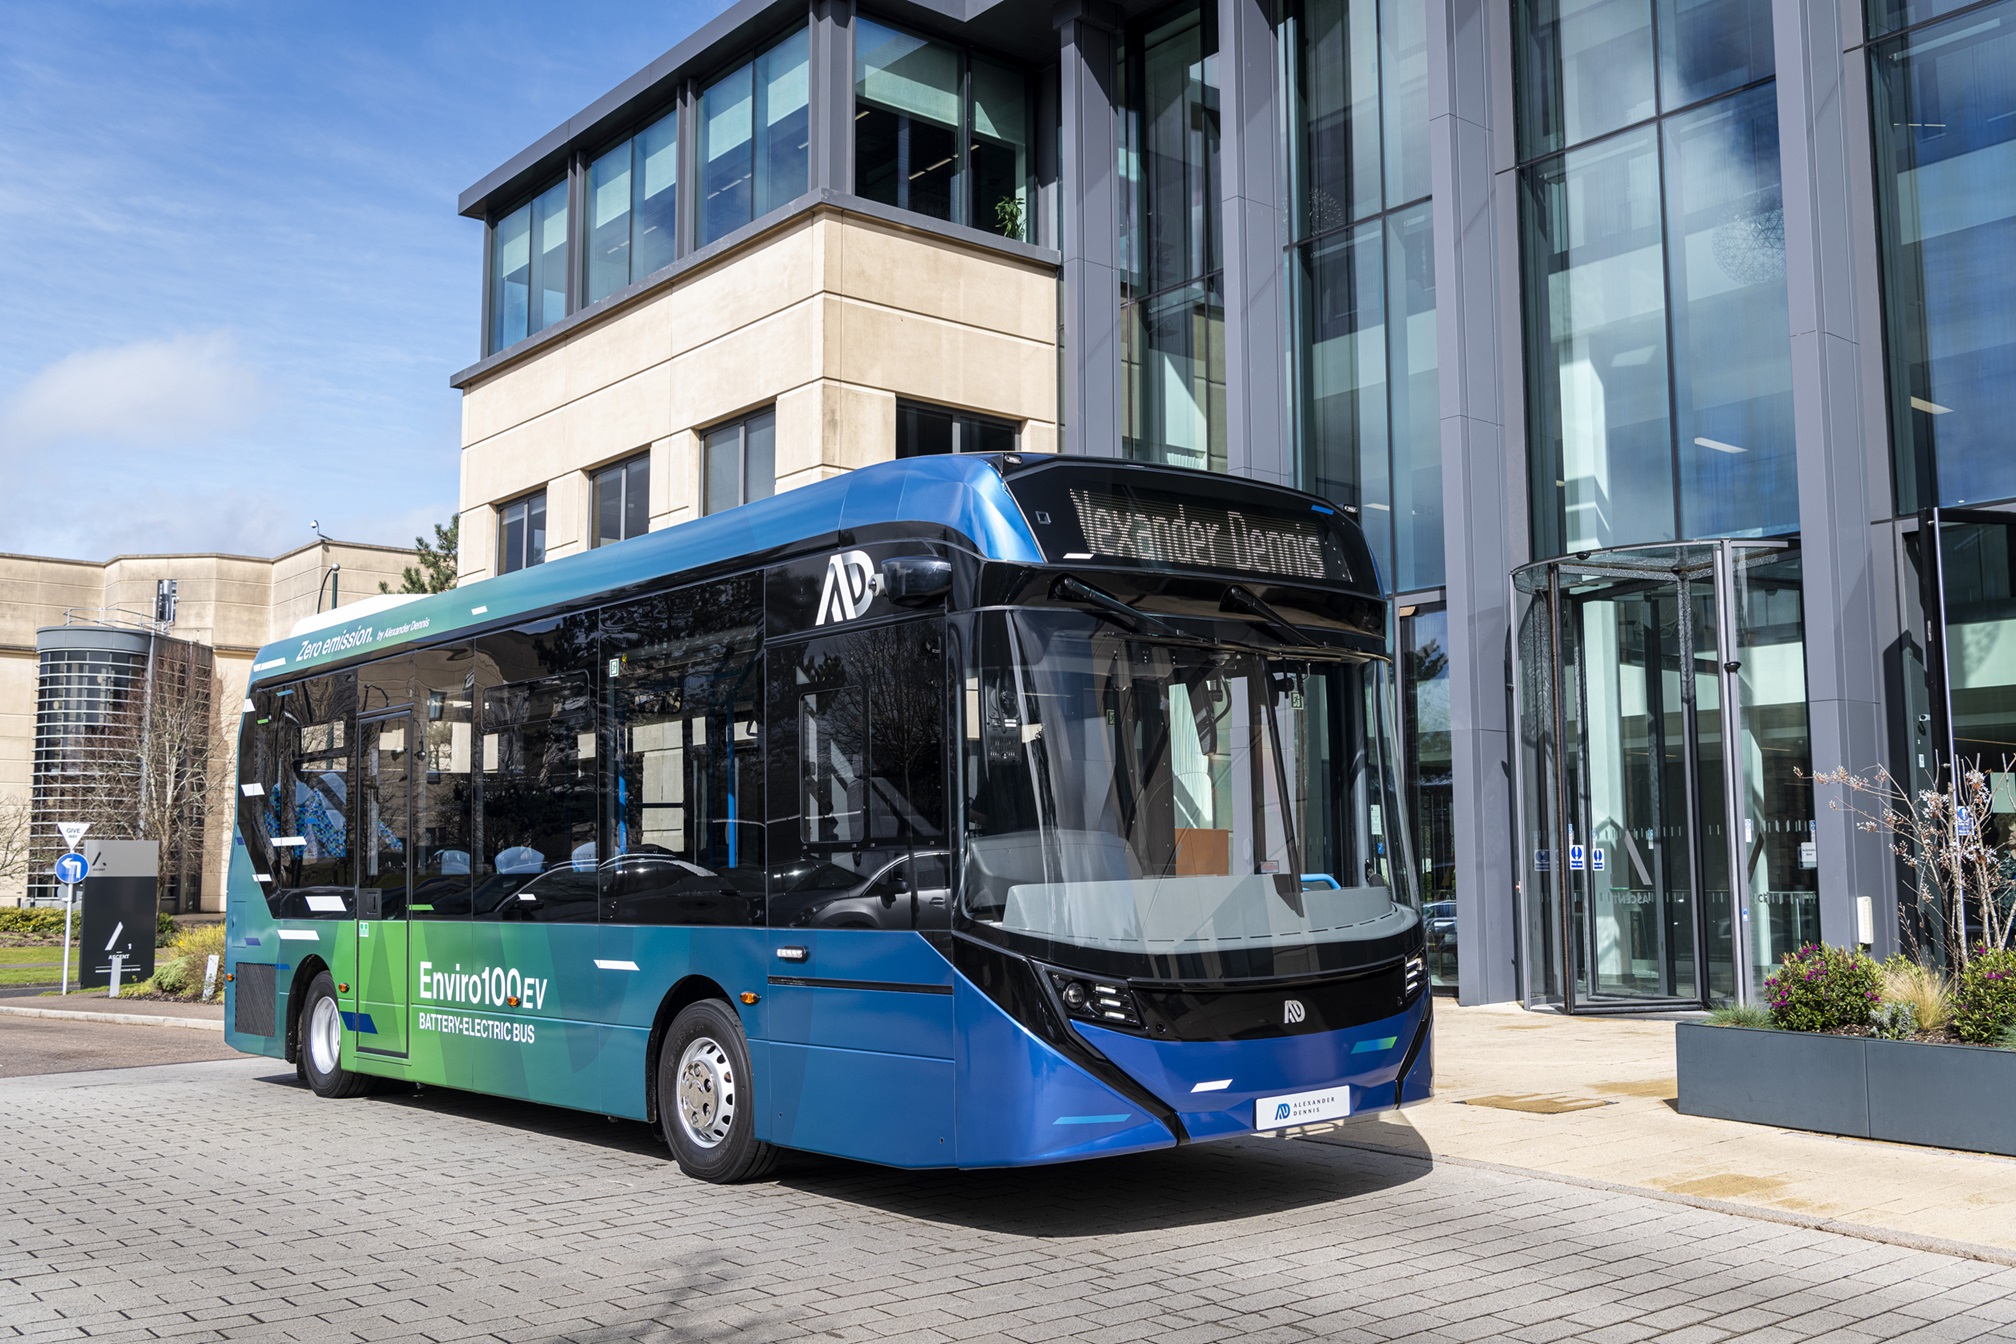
1388, 206, 1442, 590
635, 114, 679, 277
593, 456, 650, 548
1123, 3, 1221, 297
1402, 607, 1456, 988
1665, 86, 1796, 538
1733, 553, 1817, 992
1296, 0, 1383, 233
1380, 0, 1431, 208
488, 180, 568, 354
1301, 224, 1390, 568
1125, 280, 1226, 472
1515, 0, 1656, 158
1655, 0, 1773, 109
855, 19, 962, 223
970, 57, 1029, 238
586, 139, 635, 304
498, 493, 547, 574
704, 408, 777, 515
699, 29, 809, 247
1872, 3, 2016, 511
1524, 128, 1675, 557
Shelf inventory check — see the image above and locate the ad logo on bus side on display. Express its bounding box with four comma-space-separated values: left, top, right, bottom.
815, 550, 879, 626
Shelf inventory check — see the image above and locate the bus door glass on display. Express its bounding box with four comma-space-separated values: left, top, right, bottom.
355, 712, 413, 1057
762, 616, 954, 1161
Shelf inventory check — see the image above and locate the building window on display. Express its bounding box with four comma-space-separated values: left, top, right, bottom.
498, 492, 547, 574
703, 408, 777, 515
895, 401, 1019, 457
592, 455, 650, 548
1286, 0, 1441, 590
1120, 1, 1226, 473
488, 180, 569, 355
1516, 0, 1793, 557
1870, 0, 2016, 513
585, 109, 679, 306
699, 27, 810, 248
853, 19, 1032, 239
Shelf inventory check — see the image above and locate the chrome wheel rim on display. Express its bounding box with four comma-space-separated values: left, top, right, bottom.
309, 995, 342, 1077
676, 1036, 737, 1149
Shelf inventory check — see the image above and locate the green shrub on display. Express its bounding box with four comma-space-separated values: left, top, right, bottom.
0, 909, 66, 936
1953, 948, 2016, 1044
1869, 1002, 1918, 1039
1706, 1003, 1774, 1028
1765, 943, 1882, 1032
156, 912, 176, 944
145, 921, 228, 1000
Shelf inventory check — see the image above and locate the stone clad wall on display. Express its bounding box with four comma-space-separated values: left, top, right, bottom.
455, 205, 1060, 582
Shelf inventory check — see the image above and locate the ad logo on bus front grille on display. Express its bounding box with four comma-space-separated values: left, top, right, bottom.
1283, 999, 1307, 1025
816, 550, 878, 626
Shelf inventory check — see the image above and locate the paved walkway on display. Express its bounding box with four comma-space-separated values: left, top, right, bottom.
3, 1053, 2014, 1343
1320, 1002, 2016, 1259
0, 992, 223, 1030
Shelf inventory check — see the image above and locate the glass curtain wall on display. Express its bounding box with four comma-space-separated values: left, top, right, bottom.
1286, 0, 1441, 592
1870, 0, 2016, 512
488, 181, 569, 355
1119, 2, 1226, 472
1400, 606, 1457, 986
585, 110, 680, 305
699, 28, 810, 247
854, 19, 1032, 239
1518, 0, 1796, 557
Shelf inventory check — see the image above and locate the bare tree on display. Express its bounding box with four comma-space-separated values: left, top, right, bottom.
1807, 758, 2016, 963
0, 793, 32, 894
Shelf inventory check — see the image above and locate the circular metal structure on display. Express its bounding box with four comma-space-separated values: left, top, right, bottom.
675, 1036, 738, 1149
308, 995, 342, 1078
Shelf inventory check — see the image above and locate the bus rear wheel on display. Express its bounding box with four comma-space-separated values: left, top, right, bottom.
299, 971, 373, 1099
657, 999, 778, 1183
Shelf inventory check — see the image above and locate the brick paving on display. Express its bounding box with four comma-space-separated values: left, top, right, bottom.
3, 1053, 2014, 1343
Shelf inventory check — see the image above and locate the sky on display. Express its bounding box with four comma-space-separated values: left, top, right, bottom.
0, 0, 734, 561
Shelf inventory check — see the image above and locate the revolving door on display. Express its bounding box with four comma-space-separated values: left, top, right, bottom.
1513, 542, 1818, 1011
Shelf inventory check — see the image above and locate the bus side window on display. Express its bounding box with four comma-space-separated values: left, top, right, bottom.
249, 671, 357, 919
413, 644, 476, 920
601, 578, 765, 927
473, 619, 599, 924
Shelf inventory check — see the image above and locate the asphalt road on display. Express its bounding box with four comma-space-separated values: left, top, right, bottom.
1, 1025, 2013, 1343
0, 1014, 237, 1078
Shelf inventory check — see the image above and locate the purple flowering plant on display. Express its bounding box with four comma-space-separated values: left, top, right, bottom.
1952, 946, 2016, 1043
1763, 943, 1882, 1033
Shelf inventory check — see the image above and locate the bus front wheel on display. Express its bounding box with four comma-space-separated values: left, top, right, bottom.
657, 999, 778, 1183
298, 972, 373, 1099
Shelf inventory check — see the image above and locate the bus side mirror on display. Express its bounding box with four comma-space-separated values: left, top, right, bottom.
881, 556, 953, 605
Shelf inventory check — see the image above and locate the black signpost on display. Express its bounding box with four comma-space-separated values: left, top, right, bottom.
76, 840, 159, 992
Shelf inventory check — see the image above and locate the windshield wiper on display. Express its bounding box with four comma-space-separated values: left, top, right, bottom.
1051, 575, 1188, 640
1221, 584, 1318, 647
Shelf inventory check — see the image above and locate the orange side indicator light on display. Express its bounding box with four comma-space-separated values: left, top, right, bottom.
740, 991, 760, 1005
336, 982, 349, 994
506, 996, 521, 1007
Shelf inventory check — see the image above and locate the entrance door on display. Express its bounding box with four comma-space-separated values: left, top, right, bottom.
1514, 542, 1815, 1010
354, 713, 413, 1057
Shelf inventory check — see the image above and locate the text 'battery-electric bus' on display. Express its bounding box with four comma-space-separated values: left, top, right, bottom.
223, 454, 1430, 1180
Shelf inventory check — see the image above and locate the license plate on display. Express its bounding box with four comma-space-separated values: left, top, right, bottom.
1255, 1084, 1352, 1130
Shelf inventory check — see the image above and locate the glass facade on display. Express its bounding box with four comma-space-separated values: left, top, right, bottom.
585, 110, 679, 306
488, 181, 569, 355
1288, 0, 1442, 592
1400, 606, 1457, 987
1120, 2, 1226, 472
854, 20, 1031, 239
1871, 0, 2016, 512
1519, 0, 1795, 557
699, 28, 811, 248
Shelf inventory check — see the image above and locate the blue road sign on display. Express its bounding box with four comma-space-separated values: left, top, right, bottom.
53, 852, 88, 885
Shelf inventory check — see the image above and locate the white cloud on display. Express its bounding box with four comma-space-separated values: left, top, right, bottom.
0, 331, 260, 450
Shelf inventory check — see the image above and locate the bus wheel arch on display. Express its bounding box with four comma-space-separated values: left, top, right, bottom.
644, 975, 733, 1127
283, 956, 330, 1068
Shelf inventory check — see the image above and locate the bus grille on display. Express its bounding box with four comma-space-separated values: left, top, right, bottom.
233, 962, 277, 1036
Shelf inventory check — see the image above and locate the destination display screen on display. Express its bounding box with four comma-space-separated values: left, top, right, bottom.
1002, 461, 1362, 588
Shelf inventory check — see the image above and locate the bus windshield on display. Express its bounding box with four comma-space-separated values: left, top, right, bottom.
960, 609, 1419, 977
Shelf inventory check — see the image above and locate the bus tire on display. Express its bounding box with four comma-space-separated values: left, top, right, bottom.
658, 999, 777, 1183
299, 971, 373, 1099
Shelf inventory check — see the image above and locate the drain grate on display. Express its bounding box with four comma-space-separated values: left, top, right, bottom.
1461, 1093, 1613, 1115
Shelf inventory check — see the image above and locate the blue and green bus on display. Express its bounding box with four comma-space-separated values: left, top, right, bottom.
224, 454, 1430, 1180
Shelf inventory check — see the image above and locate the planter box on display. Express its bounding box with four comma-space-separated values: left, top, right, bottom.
1676, 1022, 2016, 1157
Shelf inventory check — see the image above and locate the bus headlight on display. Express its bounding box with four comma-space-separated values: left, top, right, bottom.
1405, 955, 1425, 997
1049, 972, 1142, 1029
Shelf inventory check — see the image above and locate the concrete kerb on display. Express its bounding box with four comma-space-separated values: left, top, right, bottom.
0, 1003, 224, 1032
1302, 1132, 2016, 1271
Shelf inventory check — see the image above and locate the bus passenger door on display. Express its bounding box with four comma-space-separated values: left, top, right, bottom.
354, 713, 412, 1058
763, 618, 955, 1165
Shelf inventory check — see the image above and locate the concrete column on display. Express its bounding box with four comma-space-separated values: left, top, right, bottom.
1054, 1, 1126, 458
1216, 0, 1292, 486
808, 0, 853, 196
1774, 0, 1894, 951
1432, 0, 1524, 1003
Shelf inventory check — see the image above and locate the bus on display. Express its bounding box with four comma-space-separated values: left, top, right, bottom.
224, 453, 1431, 1181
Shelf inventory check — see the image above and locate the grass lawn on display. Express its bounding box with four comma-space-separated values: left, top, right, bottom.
0, 945, 81, 986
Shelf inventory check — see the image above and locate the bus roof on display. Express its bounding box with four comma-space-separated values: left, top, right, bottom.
252, 453, 1043, 687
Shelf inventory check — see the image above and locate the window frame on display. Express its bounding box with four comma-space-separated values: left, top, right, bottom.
497, 490, 549, 575
580, 102, 683, 308
590, 454, 652, 549
485, 178, 572, 357
893, 399, 1022, 457
702, 407, 778, 516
